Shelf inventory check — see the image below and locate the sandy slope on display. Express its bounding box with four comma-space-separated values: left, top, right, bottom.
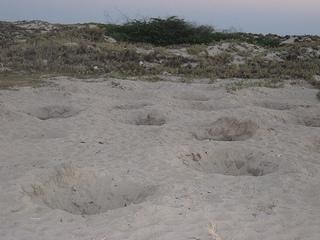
0, 77, 319, 240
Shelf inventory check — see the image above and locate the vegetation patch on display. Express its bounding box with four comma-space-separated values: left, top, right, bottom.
105, 16, 215, 46
105, 17, 282, 47
226, 79, 284, 92
0, 19, 320, 89
0, 73, 44, 89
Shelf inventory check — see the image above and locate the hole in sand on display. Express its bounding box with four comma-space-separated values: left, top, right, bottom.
308, 138, 320, 153
27, 105, 79, 120
187, 102, 216, 111
136, 115, 166, 126
174, 92, 210, 102
298, 116, 320, 127
186, 101, 240, 112
127, 110, 167, 126
193, 117, 258, 141
256, 102, 293, 110
24, 164, 155, 215
113, 102, 152, 110
180, 149, 278, 176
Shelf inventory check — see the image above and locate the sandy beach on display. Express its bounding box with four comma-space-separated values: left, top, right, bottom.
0, 77, 319, 239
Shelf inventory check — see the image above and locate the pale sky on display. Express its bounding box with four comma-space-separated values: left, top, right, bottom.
0, 0, 319, 35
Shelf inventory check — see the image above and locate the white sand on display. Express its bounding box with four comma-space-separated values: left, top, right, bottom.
0, 77, 320, 240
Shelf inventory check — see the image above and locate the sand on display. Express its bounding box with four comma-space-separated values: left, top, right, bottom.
0, 77, 320, 240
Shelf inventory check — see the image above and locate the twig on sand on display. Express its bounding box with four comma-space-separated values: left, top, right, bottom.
208, 222, 223, 240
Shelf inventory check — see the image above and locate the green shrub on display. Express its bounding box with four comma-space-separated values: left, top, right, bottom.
105, 16, 215, 45
105, 16, 280, 47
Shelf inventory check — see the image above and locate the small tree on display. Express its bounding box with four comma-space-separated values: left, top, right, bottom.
105, 16, 215, 45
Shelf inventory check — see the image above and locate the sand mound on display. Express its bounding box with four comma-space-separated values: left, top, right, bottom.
24, 164, 155, 215
27, 105, 79, 120
193, 117, 258, 141
181, 149, 279, 176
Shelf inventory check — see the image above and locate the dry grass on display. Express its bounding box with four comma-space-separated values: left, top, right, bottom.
0, 73, 45, 89
208, 222, 223, 240
0, 21, 320, 89
226, 78, 284, 92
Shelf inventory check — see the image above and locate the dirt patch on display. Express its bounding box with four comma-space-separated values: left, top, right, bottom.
180, 149, 278, 176
23, 164, 155, 215
27, 105, 79, 120
193, 117, 258, 141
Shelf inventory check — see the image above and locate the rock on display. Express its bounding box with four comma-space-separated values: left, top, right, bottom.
181, 62, 199, 68
280, 37, 297, 45
206, 43, 231, 57
198, 51, 207, 57
167, 48, 195, 59
234, 44, 247, 52
87, 45, 101, 53
303, 37, 312, 42
229, 55, 246, 65
104, 36, 117, 43
314, 75, 320, 84
162, 71, 172, 76
305, 48, 320, 58
63, 42, 79, 48
240, 43, 265, 53
263, 52, 284, 62
207, 46, 223, 56
142, 62, 160, 69
14, 20, 56, 32
14, 39, 27, 44
0, 63, 11, 73
88, 24, 98, 29
136, 47, 154, 55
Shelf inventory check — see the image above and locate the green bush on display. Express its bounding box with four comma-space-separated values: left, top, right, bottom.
105, 16, 280, 47
105, 16, 215, 45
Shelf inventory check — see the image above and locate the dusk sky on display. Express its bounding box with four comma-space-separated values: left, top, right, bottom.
0, 0, 319, 35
